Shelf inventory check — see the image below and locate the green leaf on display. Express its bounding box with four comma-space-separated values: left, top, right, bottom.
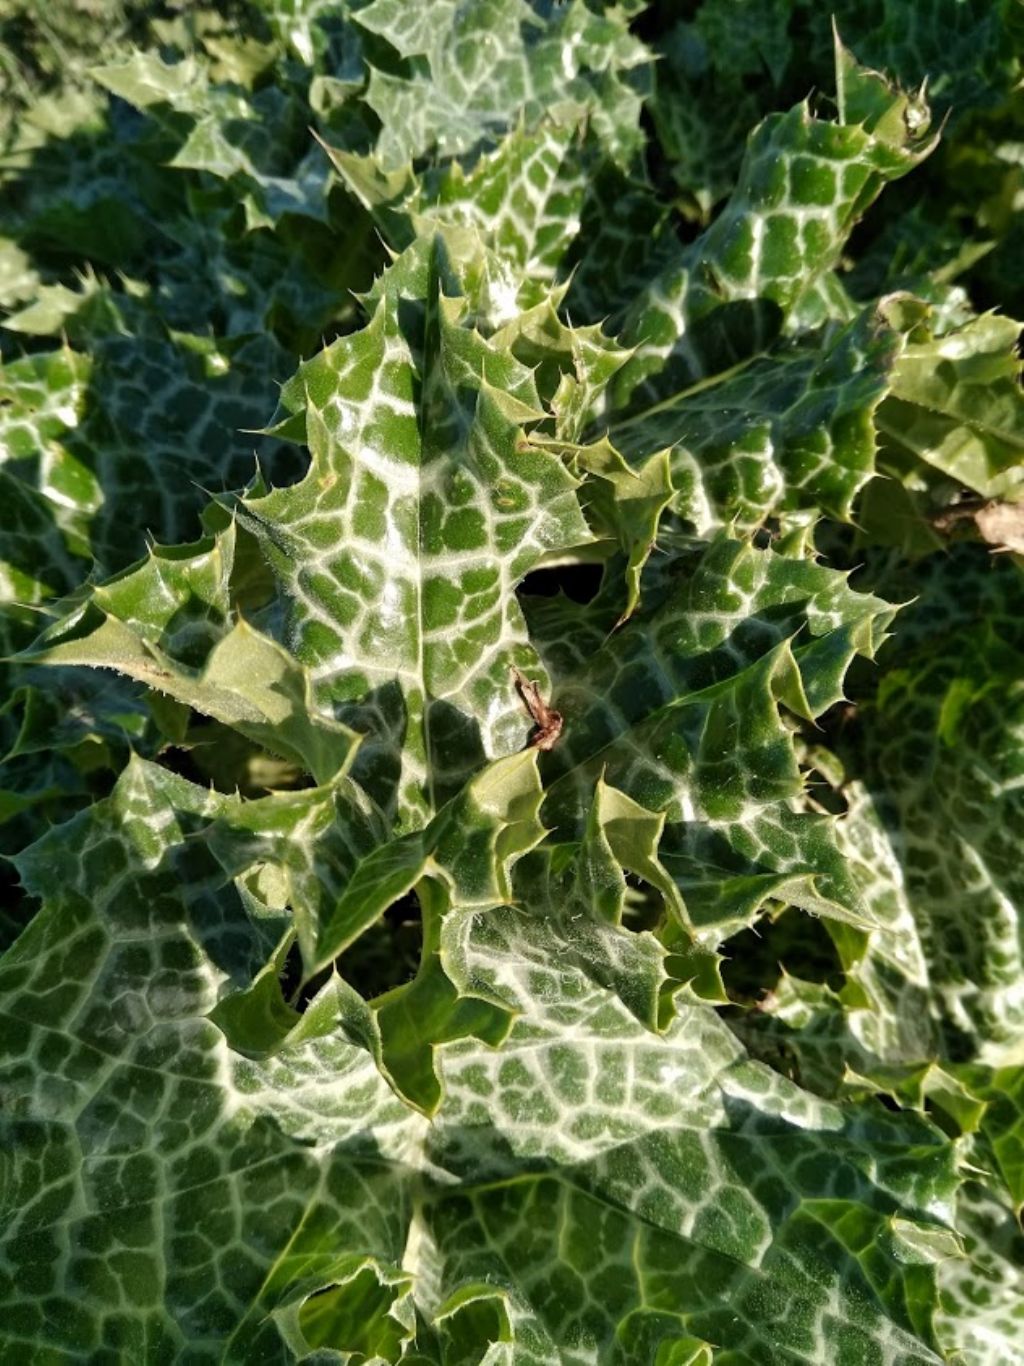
93, 52, 332, 228
309, 747, 544, 973
841, 0, 1022, 121
325, 118, 590, 307
609, 300, 910, 533
0, 345, 97, 556
560, 437, 673, 620
877, 310, 1024, 500
935, 1182, 1024, 1364
842, 550, 1024, 1056
237, 750, 548, 1113
354, 0, 651, 169
647, 14, 780, 218
0, 761, 422, 1361
22, 525, 359, 785
561, 164, 680, 324
91, 51, 205, 110
242, 236, 592, 820
5, 5, 1024, 1357
0, 756, 967, 1363
535, 535, 897, 945
0, 326, 296, 576
613, 41, 937, 412
425, 904, 961, 1363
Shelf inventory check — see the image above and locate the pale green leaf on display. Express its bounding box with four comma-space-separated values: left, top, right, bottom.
22, 525, 359, 785
877, 311, 1024, 500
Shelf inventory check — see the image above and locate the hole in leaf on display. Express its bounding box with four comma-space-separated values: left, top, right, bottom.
298, 1266, 407, 1357
621, 874, 666, 932
276, 938, 303, 1002
518, 561, 604, 603
875, 1092, 902, 1114
0, 864, 36, 954
277, 940, 333, 1013
157, 719, 314, 796
804, 774, 849, 817
720, 907, 844, 1002
341, 890, 423, 1000
753, 522, 781, 550
276, 891, 425, 1014
155, 743, 208, 786
797, 732, 851, 816
938, 1019, 977, 1066
814, 700, 860, 752
257, 441, 310, 490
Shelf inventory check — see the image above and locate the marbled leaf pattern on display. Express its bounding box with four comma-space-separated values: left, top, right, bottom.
3, 2, 1024, 1362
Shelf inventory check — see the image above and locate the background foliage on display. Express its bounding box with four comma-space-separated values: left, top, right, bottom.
2, 1, 1024, 1362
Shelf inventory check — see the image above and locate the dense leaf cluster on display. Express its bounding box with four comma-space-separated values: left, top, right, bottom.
2, 2, 1024, 1362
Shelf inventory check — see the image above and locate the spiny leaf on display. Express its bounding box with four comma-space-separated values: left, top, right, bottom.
1, 755, 964, 1364
325, 117, 590, 305
609, 298, 912, 534
839, 548, 1024, 1056
243, 235, 593, 821
20, 525, 358, 786
534, 535, 897, 943
876, 310, 1024, 501
613, 39, 937, 412
556, 436, 673, 621
354, 0, 652, 169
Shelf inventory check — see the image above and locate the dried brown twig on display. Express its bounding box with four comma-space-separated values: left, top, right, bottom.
511, 666, 563, 751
